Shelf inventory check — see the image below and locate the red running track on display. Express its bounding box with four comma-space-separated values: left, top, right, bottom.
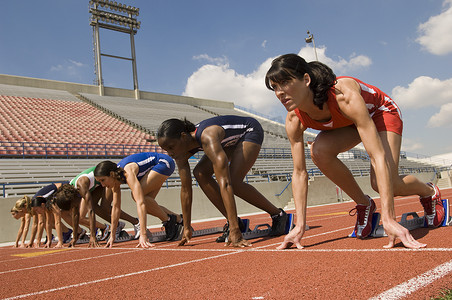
1, 188, 451, 299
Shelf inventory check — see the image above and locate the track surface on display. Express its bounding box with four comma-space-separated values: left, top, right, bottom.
1, 188, 451, 299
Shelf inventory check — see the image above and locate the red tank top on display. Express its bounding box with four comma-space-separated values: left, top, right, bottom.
294, 76, 401, 131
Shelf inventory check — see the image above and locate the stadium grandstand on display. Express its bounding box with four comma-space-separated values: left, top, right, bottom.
0, 73, 450, 243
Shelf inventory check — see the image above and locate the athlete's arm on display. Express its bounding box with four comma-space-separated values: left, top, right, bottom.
77, 178, 99, 247
123, 163, 153, 248
175, 153, 194, 246
21, 213, 31, 247
105, 185, 121, 248
277, 111, 308, 250
27, 214, 38, 248
14, 217, 25, 248
51, 205, 64, 248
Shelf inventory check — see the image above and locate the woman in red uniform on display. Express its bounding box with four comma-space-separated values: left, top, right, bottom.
265, 53, 443, 249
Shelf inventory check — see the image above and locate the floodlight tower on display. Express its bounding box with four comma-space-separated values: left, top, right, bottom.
89, 0, 141, 99
305, 30, 318, 61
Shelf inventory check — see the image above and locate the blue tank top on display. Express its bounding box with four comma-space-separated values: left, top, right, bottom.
117, 152, 173, 181
190, 115, 259, 153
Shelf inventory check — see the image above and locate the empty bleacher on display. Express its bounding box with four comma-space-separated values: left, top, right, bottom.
0, 91, 156, 157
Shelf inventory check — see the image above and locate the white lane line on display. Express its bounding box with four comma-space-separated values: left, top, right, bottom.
0, 249, 141, 275
3, 251, 239, 300
369, 258, 452, 300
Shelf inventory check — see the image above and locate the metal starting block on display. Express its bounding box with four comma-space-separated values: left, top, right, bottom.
239, 213, 299, 240
74, 230, 132, 244
115, 230, 132, 243
148, 224, 224, 243
349, 198, 450, 238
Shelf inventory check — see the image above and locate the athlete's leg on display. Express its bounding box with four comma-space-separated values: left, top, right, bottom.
310, 126, 369, 205
138, 170, 178, 222
95, 187, 139, 226
370, 131, 434, 197
193, 154, 228, 217
78, 188, 106, 229
229, 141, 280, 215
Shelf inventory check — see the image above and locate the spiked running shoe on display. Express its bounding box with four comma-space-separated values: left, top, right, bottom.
349, 196, 376, 238
215, 218, 247, 243
62, 229, 73, 243
99, 224, 110, 241
115, 221, 125, 238
270, 208, 288, 236
133, 222, 141, 240
163, 214, 179, 241
420, 183, 445, 227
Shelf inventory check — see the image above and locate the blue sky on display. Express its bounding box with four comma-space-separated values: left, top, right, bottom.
1, 0, 452, 158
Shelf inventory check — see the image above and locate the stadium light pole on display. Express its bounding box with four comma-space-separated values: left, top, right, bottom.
89, 0, 141, 99
305, 30, 318, 61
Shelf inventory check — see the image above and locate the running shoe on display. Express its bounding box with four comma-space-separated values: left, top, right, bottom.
215, 218, 247, 243
99, 224, 110, 241
420, 182, 445, 227
270, 208, 288, 236
62, 229, 73, 243
115, 221, 125, 238
349, 196, 376, 238
133, 222, 141, 240
162, 214, 179, 241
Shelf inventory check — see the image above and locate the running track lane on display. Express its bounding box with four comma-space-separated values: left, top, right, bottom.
1, 188, 451, 299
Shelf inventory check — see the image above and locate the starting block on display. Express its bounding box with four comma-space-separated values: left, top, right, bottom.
349, 198, 450, 238
115, 230, 132, 243
236, 213, 305, 241
148, 224, 224, 243
74, 230, 132, 244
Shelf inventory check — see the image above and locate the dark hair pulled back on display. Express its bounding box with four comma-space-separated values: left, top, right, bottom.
265, 53, 336, 110
94, 161, 126, 183
157, 118, 196, 140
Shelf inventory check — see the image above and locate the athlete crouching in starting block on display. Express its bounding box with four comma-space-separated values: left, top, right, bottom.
157, 115, 289, 248
94, 152, 183, 248
265, 54, 445, 249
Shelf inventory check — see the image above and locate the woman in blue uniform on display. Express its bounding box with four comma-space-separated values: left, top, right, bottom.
157, 115, 288, 248
94, 152, 182, 248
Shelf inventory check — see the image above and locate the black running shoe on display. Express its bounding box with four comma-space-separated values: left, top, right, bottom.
270, 208, 288, 236
163, 214, 179, 241
215, 218, 246, 243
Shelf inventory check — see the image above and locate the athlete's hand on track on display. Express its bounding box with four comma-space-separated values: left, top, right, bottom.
136, 235, 154, 248
382, 218, 427, 249
178, 227, 193, 246
226, 229, 251, 248
105, 235, 115, 248
276, 225, 305, 250
88, 236, 100, 248
54, 242, 64, 248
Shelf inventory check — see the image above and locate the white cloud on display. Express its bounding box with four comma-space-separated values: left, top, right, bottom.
300, 47, 372, 74
183, 46, 372, 116
427, 102, 452, 128
261, 40, 267, 48
416, 0, 452, 55
50, 59, 85, 77
401, 137, 424, 152
193, 54, 228, 66
391, 76, 452, 109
